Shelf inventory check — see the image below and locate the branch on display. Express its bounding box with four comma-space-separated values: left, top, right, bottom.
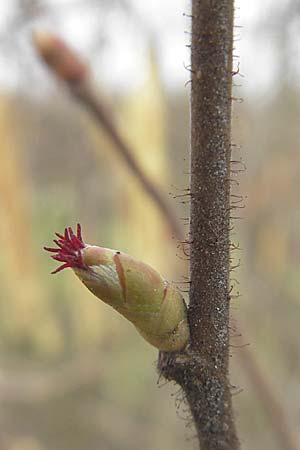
188, 1, 238, 447
32, 31, 184, 241
160, 2, 239, 449
238, 343, 298, 450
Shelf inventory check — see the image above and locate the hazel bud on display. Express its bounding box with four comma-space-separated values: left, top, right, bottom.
44, 224, 190, 352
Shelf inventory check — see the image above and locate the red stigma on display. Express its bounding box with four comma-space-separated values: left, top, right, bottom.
44, 223, 86, 274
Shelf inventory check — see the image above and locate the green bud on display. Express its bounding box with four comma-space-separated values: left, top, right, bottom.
44, 225, 190, 352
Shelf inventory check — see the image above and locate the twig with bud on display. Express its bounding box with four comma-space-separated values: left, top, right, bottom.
45, 224, 189, 352
32, 31, 184, 241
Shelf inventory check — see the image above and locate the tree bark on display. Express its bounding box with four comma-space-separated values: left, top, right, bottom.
159, 1, 239, 449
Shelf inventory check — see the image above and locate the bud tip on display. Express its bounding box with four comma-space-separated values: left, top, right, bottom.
44, 224, 86, 274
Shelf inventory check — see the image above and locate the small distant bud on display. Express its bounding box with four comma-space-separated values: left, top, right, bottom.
44, 224, 190, 352
32, 31, 88, 84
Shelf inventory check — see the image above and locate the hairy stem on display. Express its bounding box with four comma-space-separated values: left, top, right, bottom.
160, 1, 239, 449
189, 1, 238, 447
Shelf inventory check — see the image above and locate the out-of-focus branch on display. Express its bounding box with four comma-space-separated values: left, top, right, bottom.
238, 343, 298, 450
32, 31, 184, 241
73, 82, 184, 241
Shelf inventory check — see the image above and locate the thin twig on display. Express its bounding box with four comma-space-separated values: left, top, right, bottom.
72, 82, 184, 240
32, 31, 184, 241
238, 343, 298, 450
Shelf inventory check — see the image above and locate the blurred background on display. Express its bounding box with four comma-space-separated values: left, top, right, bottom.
0, 1, 299, 449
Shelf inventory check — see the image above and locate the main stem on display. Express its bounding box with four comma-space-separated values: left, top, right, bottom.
159, 2, 239, 449
189, 0, 237, 448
